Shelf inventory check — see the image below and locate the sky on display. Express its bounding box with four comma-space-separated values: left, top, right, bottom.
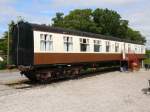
0, 0, 150, 49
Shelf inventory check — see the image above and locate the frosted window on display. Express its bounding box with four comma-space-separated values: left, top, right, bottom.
115, 43, 119, 52
40, 34, 45, 51
63, 36, 73, 51
40, 34, 53, 51
128, 44, 131, 52
106, 41, 110, 52
40, 41, 45, 51
94, 40, 102, 52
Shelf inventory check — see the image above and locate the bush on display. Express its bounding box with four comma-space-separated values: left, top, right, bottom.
0, 60, 7, 69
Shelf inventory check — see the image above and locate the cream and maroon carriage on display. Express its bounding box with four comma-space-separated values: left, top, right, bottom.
11, 21, 145, 82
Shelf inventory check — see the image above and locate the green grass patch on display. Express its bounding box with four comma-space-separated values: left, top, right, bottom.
144, 58, 150, 64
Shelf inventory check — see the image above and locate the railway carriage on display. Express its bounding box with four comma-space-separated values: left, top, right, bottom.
11, 22, 145, 82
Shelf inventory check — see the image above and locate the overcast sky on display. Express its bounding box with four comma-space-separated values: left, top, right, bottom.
0, 0, 150, 49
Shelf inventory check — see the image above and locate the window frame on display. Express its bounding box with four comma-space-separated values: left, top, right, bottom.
63, 36, 73, 52
94, 40, 102, 52
40, 34, 53, 51
128, 44, 131, 52
106, 41, 110, 52
115, 42, 119, 52
80, 38, 90, 52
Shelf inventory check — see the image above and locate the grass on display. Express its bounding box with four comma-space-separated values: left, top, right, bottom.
144, 58, 150, 64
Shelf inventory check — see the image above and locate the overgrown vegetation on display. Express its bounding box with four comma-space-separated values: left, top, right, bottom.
0, 21, 15, 69
144, 50, 150, 64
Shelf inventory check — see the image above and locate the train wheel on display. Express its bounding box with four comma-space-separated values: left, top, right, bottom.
24, 72, 38, 82
36, 71, 53, 83
70, 68, 81, 79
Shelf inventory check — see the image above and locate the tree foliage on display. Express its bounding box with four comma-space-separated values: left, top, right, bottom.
52, 8, 146, 44
0, 21, 15, 54
0, 32, 8, 54
52, 9, 99, 33
144, 50, 150, 64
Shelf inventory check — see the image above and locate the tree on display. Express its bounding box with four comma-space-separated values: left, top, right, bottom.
52, 9, 101, 33
52, 8, 146, 44
0, 32, 8, 54
93, 8, 121, 36
126, 28, 146, 43
0, 21, 15, 53
0, 20, 15, 65
52, 13, 64, 27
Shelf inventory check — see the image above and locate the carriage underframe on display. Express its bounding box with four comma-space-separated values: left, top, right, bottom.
19, 61, 121, 83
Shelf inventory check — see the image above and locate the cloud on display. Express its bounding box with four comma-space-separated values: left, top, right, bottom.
0, 0, 17, 4
121, 2, 150, 48
50, 0, 140, 9
0, 0, 53, 37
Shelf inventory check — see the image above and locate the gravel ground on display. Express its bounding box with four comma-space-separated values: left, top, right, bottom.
0, 71, 27, 97
0, 70, 150, 112
0, 71, 26, 84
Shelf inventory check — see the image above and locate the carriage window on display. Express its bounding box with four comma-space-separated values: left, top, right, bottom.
94, 40, 102, 52
135, 45, 138, 52
128, 44, 131, 52
106, 41, 110, 52
40, 34, 45, 51
115, 43, 119, 52
141, 46, 144, 53
63, 36, 73, 51
80, 38, 90, 52
40, 34, 53, 51
138, 46, 140, 53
